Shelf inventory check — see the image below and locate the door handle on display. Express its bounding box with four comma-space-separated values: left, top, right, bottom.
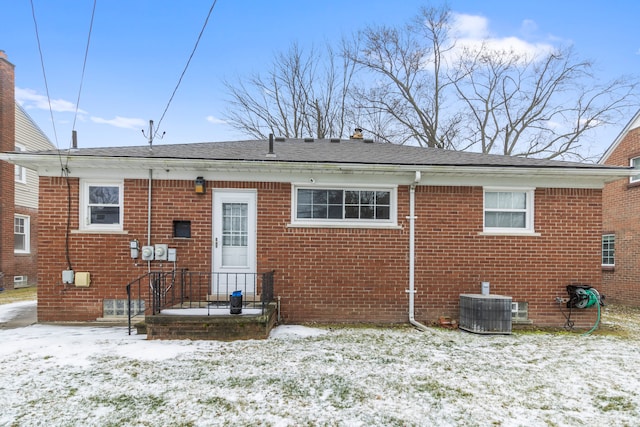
215, 237, 218, 248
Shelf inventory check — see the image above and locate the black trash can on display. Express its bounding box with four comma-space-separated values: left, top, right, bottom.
230, 290, 242, 314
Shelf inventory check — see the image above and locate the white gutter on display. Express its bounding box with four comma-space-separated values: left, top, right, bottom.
407, 171, 429, 331
0, 153, 634, 183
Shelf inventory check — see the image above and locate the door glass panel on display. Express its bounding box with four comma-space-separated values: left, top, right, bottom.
221, 203, 248, 267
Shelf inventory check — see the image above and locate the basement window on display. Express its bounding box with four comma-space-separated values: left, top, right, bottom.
103, 299, 145, 318
512, 301, 529, 323
14, 276, 28, 288
291, 185, 397, 227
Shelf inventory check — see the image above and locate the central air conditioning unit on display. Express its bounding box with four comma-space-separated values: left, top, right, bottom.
459, 294, 512, 335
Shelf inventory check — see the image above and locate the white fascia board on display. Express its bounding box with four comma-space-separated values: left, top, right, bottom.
0, 153, 632, 188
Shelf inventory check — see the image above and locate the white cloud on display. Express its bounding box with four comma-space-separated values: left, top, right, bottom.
450, 13, 491, 39
90, 116, 147, 129
16, 87, 87, 114
206, 115, 226, 125
448, 13, 555, 63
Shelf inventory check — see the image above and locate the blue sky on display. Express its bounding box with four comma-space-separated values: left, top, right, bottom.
1, 0, 638, 156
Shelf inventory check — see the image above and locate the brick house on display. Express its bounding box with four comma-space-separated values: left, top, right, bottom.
599, 110, 640, 305
1, 132, 630, 329
0, 51, 54, 290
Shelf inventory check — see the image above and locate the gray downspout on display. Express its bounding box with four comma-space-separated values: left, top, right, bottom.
408, 171, 429, 331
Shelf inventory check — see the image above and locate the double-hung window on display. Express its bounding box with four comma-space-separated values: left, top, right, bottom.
14, 145, 26, 184
483, 188, 535, 233
602, 234, 615, 267
80, 180, 124, 231
14, 215, 30, 253
293, 186, 396, 226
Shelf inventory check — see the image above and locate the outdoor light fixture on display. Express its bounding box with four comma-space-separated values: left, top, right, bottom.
194, 176, 205, 194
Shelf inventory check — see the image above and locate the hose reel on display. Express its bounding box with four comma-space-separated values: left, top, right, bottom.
562, 285, 605, 334
566, 285, 603, 309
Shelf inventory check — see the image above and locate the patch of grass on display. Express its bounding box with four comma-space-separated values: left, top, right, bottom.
197, 396, 236, 413
88, 393, 166, 412
0, 286, 36, 305
595, 394, 636, 412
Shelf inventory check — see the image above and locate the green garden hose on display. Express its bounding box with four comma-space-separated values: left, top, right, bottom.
581, 288, 601, 336
562, 286, 603, 334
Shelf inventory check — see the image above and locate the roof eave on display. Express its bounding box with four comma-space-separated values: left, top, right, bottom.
0, 153, 632, 183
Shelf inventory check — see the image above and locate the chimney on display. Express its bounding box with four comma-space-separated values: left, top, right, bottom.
0, 50, 16, 288
350, 127, 363, 140
0, 50, 15, 153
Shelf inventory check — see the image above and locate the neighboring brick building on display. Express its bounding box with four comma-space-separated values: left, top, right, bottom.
0, 51, 54, 290
1, 135, 630, 328
600, 110, 640, 306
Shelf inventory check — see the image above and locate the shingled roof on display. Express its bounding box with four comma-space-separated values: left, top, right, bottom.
27, 137, 626, 170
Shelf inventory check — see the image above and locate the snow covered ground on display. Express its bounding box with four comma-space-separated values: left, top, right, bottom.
1, 303, 639, 426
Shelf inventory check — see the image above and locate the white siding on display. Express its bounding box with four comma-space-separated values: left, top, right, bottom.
14, 104, 55, 209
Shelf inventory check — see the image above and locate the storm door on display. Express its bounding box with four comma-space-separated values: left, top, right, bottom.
212, 190, 257, 295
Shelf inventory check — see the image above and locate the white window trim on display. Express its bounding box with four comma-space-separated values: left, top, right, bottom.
602, 234, 615, 267
79, 179, 124, 232
289, 184, 399, 229
14, 214, 30, 254
481, 187, 538, 236
14, 144, 26, 184
630, 157, 640, 183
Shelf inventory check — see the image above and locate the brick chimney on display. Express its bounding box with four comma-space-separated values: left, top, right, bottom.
0, 50, 16, 289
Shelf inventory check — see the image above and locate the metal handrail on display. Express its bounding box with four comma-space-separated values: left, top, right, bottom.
126, 269, 276, 334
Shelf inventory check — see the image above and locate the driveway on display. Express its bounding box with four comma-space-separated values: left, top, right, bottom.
0, 301, 37, 329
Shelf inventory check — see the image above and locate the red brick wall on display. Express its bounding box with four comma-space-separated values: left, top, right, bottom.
38, 177, 213, 321
0, 52, 16, 289
602, 127, 640, 305
37, 177, 602, 327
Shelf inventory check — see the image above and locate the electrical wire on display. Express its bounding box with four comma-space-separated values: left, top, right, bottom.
70, 0, 97, 140
153, 0, 219, 141
31, 0, 97, 271
29, 0, 61, 155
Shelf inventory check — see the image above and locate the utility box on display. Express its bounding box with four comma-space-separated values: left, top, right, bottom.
75, 272, 91, 288
459, 294, 512, 335
62, 270, 74, 284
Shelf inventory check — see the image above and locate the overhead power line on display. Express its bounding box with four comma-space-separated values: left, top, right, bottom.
153, 0, 219, 141
71, 0, 97, 136
30, 0, 60, 150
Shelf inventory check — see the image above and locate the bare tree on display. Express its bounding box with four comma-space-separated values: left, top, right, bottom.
345, 5, 638, 159
450, 45, 638, 159
344, 5, 461, 148
223, 43, 356, 139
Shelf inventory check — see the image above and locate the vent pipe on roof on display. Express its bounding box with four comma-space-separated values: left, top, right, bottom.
72, 130, 78, 149
267, 133, 276, 157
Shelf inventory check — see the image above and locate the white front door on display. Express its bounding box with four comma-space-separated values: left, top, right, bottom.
212, 190, 257, 295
